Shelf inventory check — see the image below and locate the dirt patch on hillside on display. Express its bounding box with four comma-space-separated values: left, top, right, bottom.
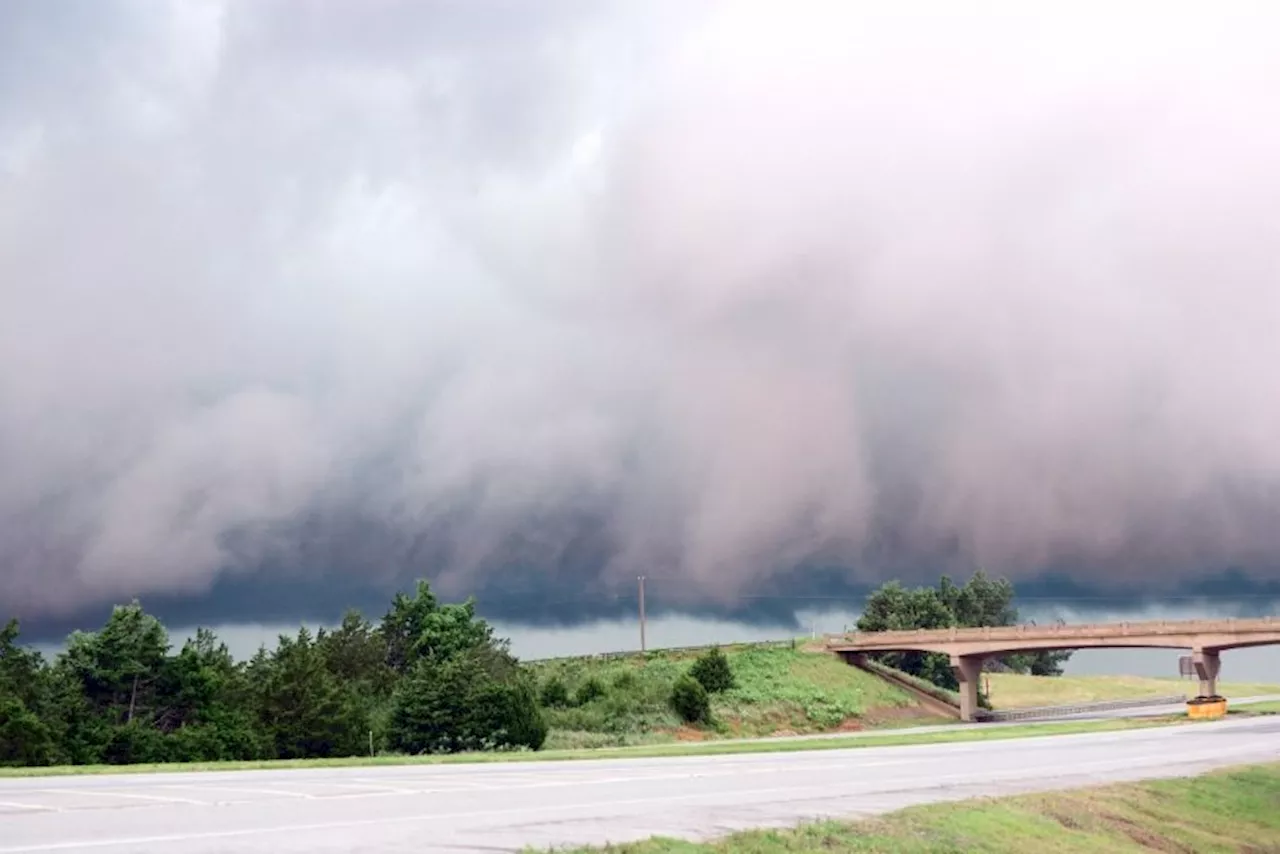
671, 726, 711, 741
860, 704, 951, 726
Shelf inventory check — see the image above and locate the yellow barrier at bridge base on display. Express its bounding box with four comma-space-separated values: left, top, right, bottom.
1187, 697, 1228, 719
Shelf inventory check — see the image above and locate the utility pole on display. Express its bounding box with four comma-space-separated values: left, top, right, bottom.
638, 575, 647, 652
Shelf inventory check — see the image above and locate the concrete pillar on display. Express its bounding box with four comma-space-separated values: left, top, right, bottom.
951, 654, 984, 722
1192, 649, 1221, 698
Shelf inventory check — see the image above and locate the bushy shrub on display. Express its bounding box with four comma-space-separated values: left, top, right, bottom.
689, 646, 735, 694
539, 676, 570, 708
670, 674, 710, 724
102, 720, 170, 765
574, 676, 607, 706
0, 698, 54, 767
476, 679, 547, 752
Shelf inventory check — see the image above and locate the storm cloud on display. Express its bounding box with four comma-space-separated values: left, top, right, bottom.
4, 0, 1280, 630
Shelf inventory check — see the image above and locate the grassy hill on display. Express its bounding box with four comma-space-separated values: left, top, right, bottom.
525, 643, 944, 749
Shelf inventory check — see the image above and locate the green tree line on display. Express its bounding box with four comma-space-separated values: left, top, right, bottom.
856, 570, 1072, 693
0, 580, 546, 767
1, 570, 1062, 768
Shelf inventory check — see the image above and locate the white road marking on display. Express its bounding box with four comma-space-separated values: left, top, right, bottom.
322, 781, 419, 795
0, 800, 60, 813
157, 784, 315, 800
36, 788, 206, 806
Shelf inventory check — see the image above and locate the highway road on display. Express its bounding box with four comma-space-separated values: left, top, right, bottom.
2, 715, 1278, 853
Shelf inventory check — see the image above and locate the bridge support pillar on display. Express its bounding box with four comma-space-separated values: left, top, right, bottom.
1192, 649, 1221, 698
951, 654, 984, 722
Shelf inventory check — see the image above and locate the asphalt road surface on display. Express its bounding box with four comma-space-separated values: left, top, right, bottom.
2, 716, 1278, 853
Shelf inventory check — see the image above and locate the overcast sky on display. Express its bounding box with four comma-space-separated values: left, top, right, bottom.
4, 0, 1280, 637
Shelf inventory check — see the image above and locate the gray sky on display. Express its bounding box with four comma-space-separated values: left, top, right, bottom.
4, 0, 1280, 631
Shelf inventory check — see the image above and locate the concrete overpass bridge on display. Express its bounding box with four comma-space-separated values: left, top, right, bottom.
826, 617, 1280, 721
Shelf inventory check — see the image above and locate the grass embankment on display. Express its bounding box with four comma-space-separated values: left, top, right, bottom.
543, 762, 1280, 854
528, 644, 943, 749
984, 672, 1280, 710
0, 716, 1178, 779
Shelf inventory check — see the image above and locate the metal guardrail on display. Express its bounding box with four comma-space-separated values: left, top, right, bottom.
974, 694, 1188, 722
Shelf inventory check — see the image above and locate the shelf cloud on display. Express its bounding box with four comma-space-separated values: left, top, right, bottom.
4, 0, 1280, 631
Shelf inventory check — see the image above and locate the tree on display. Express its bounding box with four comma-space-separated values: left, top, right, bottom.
256, 627, 367, 759
319, 610, 391, 692
938, 571, 1017, 627
939, 571, 1071, 674
0, 620, 54, 766
857, 581, 957, 688
388, 647, 546, 754
0, 695, 53, 766
61, 602, 169, 726
159, 629, 264, 761
0, 579, 551, 767
689, 647, 735, 694
380, 580, 496, 673
0, 619, 48, 708
380, 580, 440, 674
1028, 649, 1072, 676
858, 572, 1073, 693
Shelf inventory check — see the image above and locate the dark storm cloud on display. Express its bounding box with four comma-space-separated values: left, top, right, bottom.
4, 0, 1280, 631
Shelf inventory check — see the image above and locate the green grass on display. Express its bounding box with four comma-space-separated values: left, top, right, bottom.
1233, 699, 1280, 714
528, 644, 939, 749
537, 761, 1280, 853
985, 672, 1280, 710
0, 715, 1180, 779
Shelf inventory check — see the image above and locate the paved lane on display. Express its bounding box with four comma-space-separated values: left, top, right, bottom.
2, 716, 1278, 853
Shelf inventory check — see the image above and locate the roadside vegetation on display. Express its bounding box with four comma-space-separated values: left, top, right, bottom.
540, 761, 1280, 853
6, 568, 1256, 772
3, 576, 956, 769
0, 580, 547, 768
528, 644, 934, 749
